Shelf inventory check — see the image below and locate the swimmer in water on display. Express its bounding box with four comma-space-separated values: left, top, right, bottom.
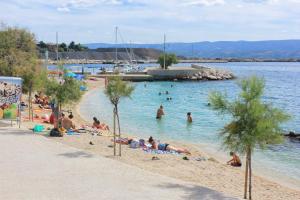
187, 112, 192, 123
156, 105, 165, 119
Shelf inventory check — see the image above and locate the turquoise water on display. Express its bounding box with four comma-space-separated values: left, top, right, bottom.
76, 62, 300, 187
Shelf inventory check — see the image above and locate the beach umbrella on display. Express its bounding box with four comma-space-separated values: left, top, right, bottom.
64, 72, 76, 78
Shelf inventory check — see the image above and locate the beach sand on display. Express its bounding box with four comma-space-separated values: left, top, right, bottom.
20, 78, 300, 200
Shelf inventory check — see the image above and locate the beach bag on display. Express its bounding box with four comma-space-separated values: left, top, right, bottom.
50, 128, 63, 137
33, 124, 44, 133
129, 140, 140, 148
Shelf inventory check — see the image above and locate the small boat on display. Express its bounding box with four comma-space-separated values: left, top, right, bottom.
113, 63, 140, 73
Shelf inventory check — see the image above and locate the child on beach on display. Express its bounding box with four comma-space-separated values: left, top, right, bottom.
227, 152, 242, 167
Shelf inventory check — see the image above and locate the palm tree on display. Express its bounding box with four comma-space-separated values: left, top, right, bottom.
209, 76, 290, 199
105, 76, 134, 156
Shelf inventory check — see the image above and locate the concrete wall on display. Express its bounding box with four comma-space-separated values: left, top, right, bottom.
146, 68, 199, 78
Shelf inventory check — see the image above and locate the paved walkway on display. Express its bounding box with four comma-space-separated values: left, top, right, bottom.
0, 128, 237, 200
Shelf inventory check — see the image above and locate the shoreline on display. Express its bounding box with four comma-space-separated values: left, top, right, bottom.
77, 79, 300, 191
71, 78, 299, 199
19, 78, 300, 199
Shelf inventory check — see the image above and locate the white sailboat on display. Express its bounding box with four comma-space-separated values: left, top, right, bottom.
113, 27, 140, 73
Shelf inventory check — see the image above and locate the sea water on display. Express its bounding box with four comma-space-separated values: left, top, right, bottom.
55, 62, 300, 188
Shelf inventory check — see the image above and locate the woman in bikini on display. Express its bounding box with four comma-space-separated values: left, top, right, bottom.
148, 136, 191, 155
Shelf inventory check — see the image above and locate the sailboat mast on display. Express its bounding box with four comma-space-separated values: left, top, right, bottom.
115, 26, 118, 64
56, 31, 58, 61
163, 34, 166, 70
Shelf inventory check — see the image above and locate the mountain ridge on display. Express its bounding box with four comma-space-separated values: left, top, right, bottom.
84, 40, 300, 59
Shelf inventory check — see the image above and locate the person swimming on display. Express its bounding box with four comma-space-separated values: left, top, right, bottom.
166, 91, 169, 95
148, 136, 191, 155
227, 152, 242, 167
156, 105, 165, 119
158, 92, 162, 95
187, 112, 192, 123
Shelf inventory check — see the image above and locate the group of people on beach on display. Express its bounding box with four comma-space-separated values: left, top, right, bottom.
115, 136, 191, 155
154, 86, 242, 166
34, 93, 50, 109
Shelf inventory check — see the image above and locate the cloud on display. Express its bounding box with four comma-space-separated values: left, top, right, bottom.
181, 0, 225, 6
57, 7, 71, 12
1, 0, 300, 43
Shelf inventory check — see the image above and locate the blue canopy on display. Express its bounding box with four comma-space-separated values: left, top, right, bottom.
64, 72, 76, 78
75, 74, 84, 81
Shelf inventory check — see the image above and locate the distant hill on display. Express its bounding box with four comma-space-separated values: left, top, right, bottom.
84, 40, 300, 59
45, 48, 162, 60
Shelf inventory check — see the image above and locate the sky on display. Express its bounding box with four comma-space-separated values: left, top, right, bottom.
0, 0, 300, 43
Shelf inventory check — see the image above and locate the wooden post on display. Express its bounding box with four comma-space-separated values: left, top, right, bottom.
116, 108, 121, 156
113, 107, 116, 156
244, 151, 249, 199
249, 150, 252, 200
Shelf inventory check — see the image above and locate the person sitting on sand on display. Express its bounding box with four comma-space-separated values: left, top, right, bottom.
187, 112, 192, 123
62, 113, 76, 130
92, 117, 100, 128
227, 152, 242, 167
92, 117, 110, 130
156, 105, 165, 119
148, 136, 191, 155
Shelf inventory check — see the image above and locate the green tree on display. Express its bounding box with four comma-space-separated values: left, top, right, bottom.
45, 76, 82, 127
157, 53, 178, 69
68, 41, 75, 50
16, 65, 48, 120
59, 42, 68, 52
105, 76, 134, 156
209, 76, 290, 200
37, 41, 47, 49
0, 25, 48, 120
0, 26, 37, 77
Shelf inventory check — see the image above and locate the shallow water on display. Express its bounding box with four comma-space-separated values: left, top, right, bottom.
55, 62, 300, 187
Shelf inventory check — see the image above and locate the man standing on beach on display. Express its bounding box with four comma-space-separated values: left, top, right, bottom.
156, 105, 165, 119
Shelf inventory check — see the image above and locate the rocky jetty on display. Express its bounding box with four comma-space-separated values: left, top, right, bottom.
190, 64, 235, 80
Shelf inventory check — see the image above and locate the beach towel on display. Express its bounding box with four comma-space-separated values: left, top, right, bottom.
67, 130, 80, 136
143, 148, 179, 155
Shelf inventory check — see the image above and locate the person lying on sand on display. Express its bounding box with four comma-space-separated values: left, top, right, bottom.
227, 152, 242, 167
115, 138, 134, 145
148, 136, 191, 155
92, 117, 110, 130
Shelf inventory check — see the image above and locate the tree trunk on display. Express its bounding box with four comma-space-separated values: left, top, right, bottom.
116, 106, 121, 156
54, 102, 60, 129
28, 90, 31, 121
249, 150, 252, 200
113, 107, 116, 156
28, 87, 34, 121
244, 151, 249, 199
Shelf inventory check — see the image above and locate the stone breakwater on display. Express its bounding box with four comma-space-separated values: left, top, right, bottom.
190, 64, 235, 80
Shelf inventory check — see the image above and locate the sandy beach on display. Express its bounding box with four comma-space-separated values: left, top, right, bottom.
18, 78, 300, 200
